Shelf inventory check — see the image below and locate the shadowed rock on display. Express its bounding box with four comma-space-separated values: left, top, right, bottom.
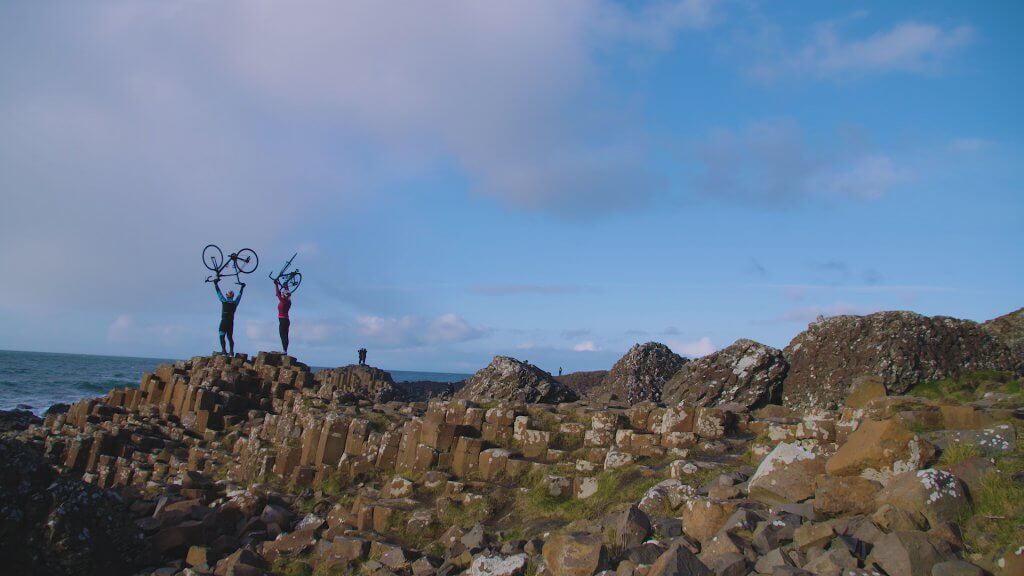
782, 311, 1020, 409
455, 356, 577, 404
662, 338, 787, 409
593, 342, 687, 404
556, 370, 609, 397
0, 438, 151, 575
982, 306, 1024, 356
314, 364, 404, 403
0, 409, 42, 433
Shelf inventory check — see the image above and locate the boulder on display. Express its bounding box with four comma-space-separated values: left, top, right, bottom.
982, 306, 1024, 356
866, 530, 953, 576
313, 363, 403, 402
875, 469, 969, 529
682, 498, 738, 544
467, 553, 528, 576
747, 442, 825, 504
825, 419, 935, 484
542, 533, 608, 576
647, 542, 713, 576
812, 475, 880, 517
556, 370, 610, 397
662, 339, 787, 409
455, 356, 577, 404
605, 505, 652, 554
782, 311, 1019, 408
593, 342, 688, 404
0, 438, 151, 576
0, 409, 41, 433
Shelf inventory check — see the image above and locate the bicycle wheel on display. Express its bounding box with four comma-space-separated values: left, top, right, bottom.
235, 248, 259, 274
202, 244, 223, 272
285, 272, 302, 293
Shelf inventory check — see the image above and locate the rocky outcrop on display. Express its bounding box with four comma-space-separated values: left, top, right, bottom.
782, 311, 1020, 408
4, 337, 1018, 576
983, 307, 1024, 356
593, 342, 687, 404
661, 339, 787, 409
0, 438, 150, 575
556, 370, 609, 397
454, 356, 577, 404
0, 408, 42, 432
314, 364, 404, 403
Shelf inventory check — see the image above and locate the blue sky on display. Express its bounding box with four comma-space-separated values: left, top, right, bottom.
1, 0, 1021, 373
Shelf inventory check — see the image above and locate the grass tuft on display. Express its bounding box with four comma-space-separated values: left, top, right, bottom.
909, 371, 1021, 404
515, 466, 661, 522
939, 443, 983, 466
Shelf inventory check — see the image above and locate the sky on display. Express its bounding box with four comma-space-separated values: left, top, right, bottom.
1, 0, 1021, 374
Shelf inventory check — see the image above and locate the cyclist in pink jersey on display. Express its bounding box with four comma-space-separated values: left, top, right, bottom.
274, 279, 292, 353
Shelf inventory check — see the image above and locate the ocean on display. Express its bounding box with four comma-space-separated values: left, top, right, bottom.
0, 349, 470, 414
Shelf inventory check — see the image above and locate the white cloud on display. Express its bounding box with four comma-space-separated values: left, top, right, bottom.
355, 313, 488, 348
573, 340, 601, 352
816, 155, 912, 199
694, 119, 909, 203
107, 315, 135, 342
107, 314, 192, 346
668, 336, 715, 357
948, 138, 990, 154
755, 19, 973, 79
0, 0, 717, 316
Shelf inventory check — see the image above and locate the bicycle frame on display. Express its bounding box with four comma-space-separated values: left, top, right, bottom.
206, 253, 250, 284
270, 253, 298, 282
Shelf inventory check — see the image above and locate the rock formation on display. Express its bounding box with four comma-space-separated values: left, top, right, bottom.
0, 408, 41, 432
782, 311, 1020, 408
454, 356, 577, 404
314, 363, 404, 403
0, 438, 150, 575
557, 370, 609, 397
3, 307, 1023, 575
661, 338, 787, 409
594, 342, 687, 404
983, 306, 1024, 356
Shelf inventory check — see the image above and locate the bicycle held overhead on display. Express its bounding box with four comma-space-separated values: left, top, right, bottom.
202, 244, 259, 284
269, 252, 302, 293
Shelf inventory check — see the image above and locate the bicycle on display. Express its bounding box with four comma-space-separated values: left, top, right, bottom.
202, 244, 259, 284
269, 252, 302, 293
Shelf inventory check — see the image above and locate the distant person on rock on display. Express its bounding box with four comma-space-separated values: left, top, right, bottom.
358, 348, 367, 365
274, 279, 292, 354
214, 279, 245, 355
559, 367, 563, 376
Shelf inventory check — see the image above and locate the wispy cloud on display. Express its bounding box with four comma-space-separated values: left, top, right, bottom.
693, 119, 909, 204
753, 19, 973, 80
573, 340, 601, 352
668, 336, 715, 357
355, 313, 490, 348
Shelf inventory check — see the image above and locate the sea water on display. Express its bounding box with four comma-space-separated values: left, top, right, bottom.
0, 349, 469, 414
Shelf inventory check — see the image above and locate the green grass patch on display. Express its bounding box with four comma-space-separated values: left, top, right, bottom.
939, 443, 983, 466
909, 371, 1021, 404
514, 466, 661, 522
959, 421, 1024, 559
271, 557, 313, 576
436, 496, 495, 528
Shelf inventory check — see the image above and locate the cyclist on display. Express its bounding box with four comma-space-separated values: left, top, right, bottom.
214, 279, 245, 355
274, 279, 292, 353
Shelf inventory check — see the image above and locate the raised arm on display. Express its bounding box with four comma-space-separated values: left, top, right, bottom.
274, 279, 282, 299
214, 280, 228, 303
237, 282, 246, 301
